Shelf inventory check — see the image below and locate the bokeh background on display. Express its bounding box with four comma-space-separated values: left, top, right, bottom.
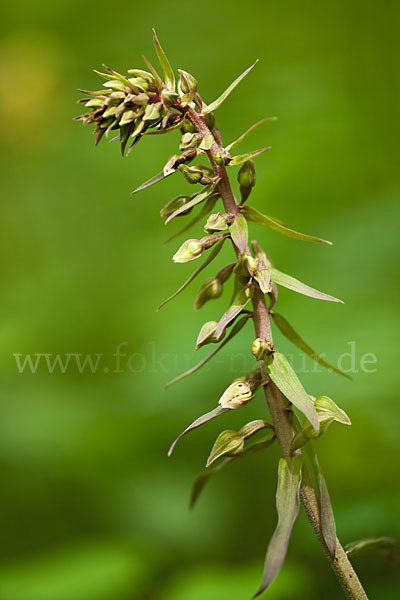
0, 1, 399, 598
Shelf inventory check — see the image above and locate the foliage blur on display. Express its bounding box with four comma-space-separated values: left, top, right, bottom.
0, 1, 399, 598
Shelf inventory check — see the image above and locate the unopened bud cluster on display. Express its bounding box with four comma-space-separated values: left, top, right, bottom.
252, 338, 275, 360
76, 65, 182, 154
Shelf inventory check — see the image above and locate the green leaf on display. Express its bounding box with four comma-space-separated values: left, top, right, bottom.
226, 117, 277, 152
254, 455, 303, 597
345, 537, 398, 559
266, 353, 319, 432
165, 314, 251, 388
229, 147, 271, 167
318, 468, 337, 558
141, 55, 163, 91
202, 61, 258, 114
157, 239, 224, 311
165, 181, 219, 223
152, 29, 175, 90
215, 283, 253, 338
165, 195, 219, 244
242, 205, 332, 245
190, 436, 275, 509
270, 268, 343, 303
206, 430, 244, 467
271, 312, 351, 378
229, 213, 248, 253
131, 170, 171, 195
168, 406, 229, 456
190, 469, 221, 510
291, 417, 337, 558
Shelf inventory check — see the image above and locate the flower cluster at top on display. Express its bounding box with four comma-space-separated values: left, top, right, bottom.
75, 30, 203, 155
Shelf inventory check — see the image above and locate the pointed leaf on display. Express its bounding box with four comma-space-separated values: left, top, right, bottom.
142, 55, 163, 91
206, 430, 244, 467
165, 181, 219, 223
318, 468, 337, 558
168, 406, 229, 456
152, 29, 175, 90
131, 170, 171, 195
215, 284, 253, 338
254, 455, 303, 597
157, 239, 224, 310
267, 352, 319, 432
226, 117, 277, 152
165, 314, 251, 388
229, 147, 271, 167
202, 61, 258, 114
165, 195, 219, 244
243, 205, 332, 244
271, 312, 350, 378
229, 213, 248, 253
294, 433, 337, 558
271, 268, 343, 303
189, 470, 218, 509
345, 538, 398, 559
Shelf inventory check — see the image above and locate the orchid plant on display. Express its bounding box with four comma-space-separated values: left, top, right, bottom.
76, 31, 374, 599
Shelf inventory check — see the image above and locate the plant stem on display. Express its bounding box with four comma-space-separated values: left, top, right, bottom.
184, 106, 368, 600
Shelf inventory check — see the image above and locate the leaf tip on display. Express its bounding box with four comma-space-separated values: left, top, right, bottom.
167, 440, 176, 456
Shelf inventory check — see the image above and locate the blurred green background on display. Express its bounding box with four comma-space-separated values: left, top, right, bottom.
0, 0, 399, 598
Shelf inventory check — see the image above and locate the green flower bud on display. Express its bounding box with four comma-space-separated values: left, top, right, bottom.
178, 164, 203, 184
251, 338, 274, 360
164, 148, 197, 176
173, 239, 204, 263
315, 396, 352, 425
234, 253, 258, 280
204, 212, 229, 233
160, 195, 192, 219
195, 320, 223, 350
200, 234, 228, 250
238, 160, 256, 189
161, 88, 179, 107
179, 132, 200, 150
218, 378, 253, 409
206, 430, 244, 467
76, 63, 184, 154
179, 164, 214, 185
180, 118, 196, 134
215, 148, 231, 166
244, 254, 258, 277
290, 414, 335, 452
194, 277, 223, 310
